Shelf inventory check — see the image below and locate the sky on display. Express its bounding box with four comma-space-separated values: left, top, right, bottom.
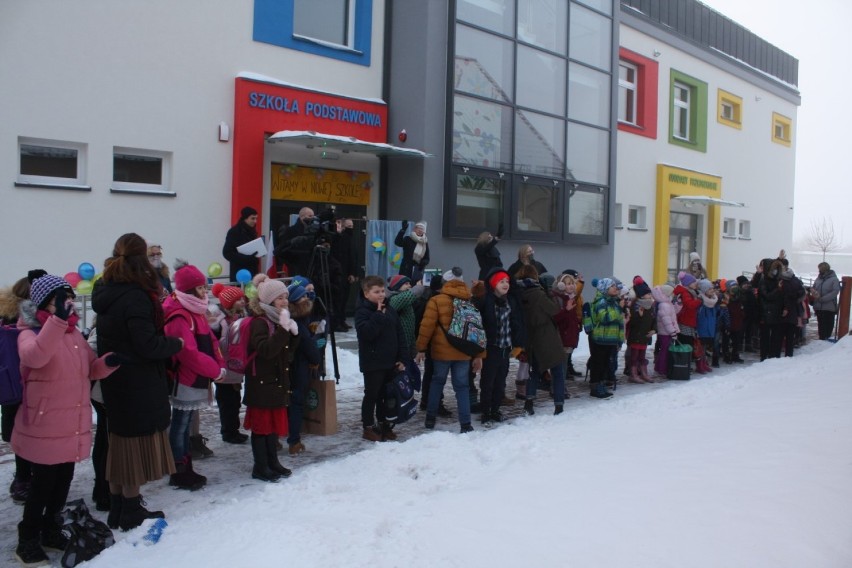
0, 333, 850, 566
700, 0, 851, 247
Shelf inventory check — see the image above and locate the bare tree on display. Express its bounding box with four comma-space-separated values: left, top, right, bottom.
807, 217, 842, 261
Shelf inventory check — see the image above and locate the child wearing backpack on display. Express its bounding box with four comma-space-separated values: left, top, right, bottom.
163, 264, 227, 491
415, 267, 485, 433
355, 276, 407, 442
244, 274, 300, 482
211, 284, 249, 445
13, 273, 120, 566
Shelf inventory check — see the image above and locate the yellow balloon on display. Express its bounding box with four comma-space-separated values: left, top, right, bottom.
244, 283, 257, 299
76, 280, 94, 295
207, 262, 223, 278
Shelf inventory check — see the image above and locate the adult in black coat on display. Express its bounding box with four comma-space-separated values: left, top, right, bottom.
394, 220, 430, 282
222, 207, 260, 283
757, 259, 785, 360
329, 218, 358, 331
779, 269, 805, 357
275, 207, 315, 277
506, 244, 547, 279
92, 233, 183, 529
475, 226, 504, 281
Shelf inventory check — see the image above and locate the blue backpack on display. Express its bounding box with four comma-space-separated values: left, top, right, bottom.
384, 370, 418, 424
0, 324, 26, 405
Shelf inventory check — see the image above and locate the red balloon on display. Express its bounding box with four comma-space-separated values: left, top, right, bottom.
64, 272, 82, 287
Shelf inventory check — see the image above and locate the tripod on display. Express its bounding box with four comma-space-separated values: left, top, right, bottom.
307, 244, 341, 383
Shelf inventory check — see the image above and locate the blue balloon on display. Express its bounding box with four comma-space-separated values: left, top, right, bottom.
236, 269, 251, 284
78, 262, 96, 281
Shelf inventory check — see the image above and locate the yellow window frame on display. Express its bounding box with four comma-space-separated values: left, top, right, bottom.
717, 89, 742, 129
772, 112, 792, 146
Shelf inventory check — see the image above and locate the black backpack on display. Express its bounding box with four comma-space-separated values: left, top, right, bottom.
384, 370, 418, 424
60, 499, 114, 567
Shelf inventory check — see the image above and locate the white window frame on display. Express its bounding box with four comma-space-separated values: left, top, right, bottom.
738, 220, 751, 239
618, 61, 638, 125
627, 205, 646, 230
720, 101, 734, 122
673, 82, 691, 141
613, 202, 623, 229
293, 0, 357, 50
723, 217, 737, 237
17, 137, 88, 188
111, 147, 173, 195
774, 121, 789, 141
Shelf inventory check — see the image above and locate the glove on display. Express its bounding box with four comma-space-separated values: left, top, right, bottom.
53, 289, 72, 320
401, 219, 409, 231
279, 309, 298, 334
104, 353, 129, 367
496, 223, 504, 238
315, 337, 327, 349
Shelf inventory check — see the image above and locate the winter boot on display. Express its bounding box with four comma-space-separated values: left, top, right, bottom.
107, 493, 122, 530
169, 456, 206, 491
250, 434, 281, 482
554, 404, 564, 415
265, 434, 292, 478
190, 435, 214, 459
589, 382, 614, 399
380, 422, 398, 441
460, 423, 474, 434
15, 527, 47, 567
92, 479, 111, 512
627, 365, 644, 384
40, 524, 69, 552
490, 410, 505, 423
424, 415, 436, 430
566, 353, 583, 377
639, 360, 654, 383
362, 425, 383, 442
288, 441, 306, 455
119, 495, 165, 532
10, 478, 30, 504
523, 399, 535, 416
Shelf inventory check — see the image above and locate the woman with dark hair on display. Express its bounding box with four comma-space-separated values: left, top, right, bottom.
147, 244, 172, 296
92, 233, 184, 531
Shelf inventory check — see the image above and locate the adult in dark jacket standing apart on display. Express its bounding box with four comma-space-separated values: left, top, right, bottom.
330, 217, 358, 331
474, 226, 504, 281
506, 244, 547, 279
222, 206, 260, 283
779, 268, 805, 357
92, 233, 184, 531
811, 262, 841, 340
757, 258, 785, 360
275, 207, 315, 277
474, 268, 526, 426
395, 220, 430, 282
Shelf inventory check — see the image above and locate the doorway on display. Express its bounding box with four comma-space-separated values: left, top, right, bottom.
668, 212, 699, 282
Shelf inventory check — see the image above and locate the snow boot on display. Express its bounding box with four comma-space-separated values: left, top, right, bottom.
119, 495, 165, 532
424, 415, 436, 430
460, 423, 474, 434
380, 422, 398, 441
566, 353, 582, 377
265, 434, 292, 478
589, 382, 613, 399
554, 404, 564, 415
250, 434, 281, 482
362, 425, 383, 442
10, 478, 30, 504
190, 435, 214, 459
15, 530, 47, 567
169, 455, 206, 490
107, 493, 122, 530
523, 399, 535, 416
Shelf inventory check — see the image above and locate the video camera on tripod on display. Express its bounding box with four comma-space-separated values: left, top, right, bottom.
304, 208, 337, 246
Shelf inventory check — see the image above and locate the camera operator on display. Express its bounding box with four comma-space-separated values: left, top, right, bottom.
275, 207, 315, 277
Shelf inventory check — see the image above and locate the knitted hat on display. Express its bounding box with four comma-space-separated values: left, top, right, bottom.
488, 270, 510, 291
443, 267, 463, 283
30, 274, 74, 309
388, 275, 411, 292
562, 269, 579, 278
726, 280, 737, 292
632, 275, 652, 298
736, 275, 748, 286
595, 277, 615, 292
287, 283, 307, 303
174, 264, 206, 293
659, 284, 674, 299
211, 283, 245, 310
697, 279, 713, 294
689, 252, 701, 263
414, 221, 427, 230
289, 275, 312, 289
254, 274, 288, 305
429, 275, 444, 292
539, 273, 556, 291
678, 271, 697, 287
240, 206, 258, 220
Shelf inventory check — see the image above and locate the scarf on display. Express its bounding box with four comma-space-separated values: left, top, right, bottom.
410, 231, 428, 263
259, 302, 281, 324
36, 310, 80, 333
175, 290, 209, 315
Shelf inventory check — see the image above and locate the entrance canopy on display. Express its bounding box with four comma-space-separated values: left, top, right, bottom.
672, 195, 745, 207
268, 130, 430, 158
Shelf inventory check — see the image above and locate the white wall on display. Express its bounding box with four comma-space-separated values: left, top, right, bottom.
614, 25, 798, 284
0, 0, 385, 284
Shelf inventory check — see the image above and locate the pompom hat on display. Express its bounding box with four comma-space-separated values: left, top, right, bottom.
632, 275, 652, 298
678, 271, 697, 287
595, 277, 615, 292
30, 274, 74, 309
211, 283, 245, 310
253, 274, 288, 305
174, 264, 206, 293
388, 275, 411, 292
443, 267, 463, 283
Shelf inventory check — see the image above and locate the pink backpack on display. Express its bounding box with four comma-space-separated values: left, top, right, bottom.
223, 316, 272, 374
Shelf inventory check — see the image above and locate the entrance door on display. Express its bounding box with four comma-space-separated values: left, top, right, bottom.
668, 212, 699, 282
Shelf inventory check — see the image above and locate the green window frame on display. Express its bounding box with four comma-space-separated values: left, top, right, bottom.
668, 70, 708, 153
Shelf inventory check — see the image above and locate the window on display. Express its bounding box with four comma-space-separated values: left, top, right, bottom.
669, 70, 708, 152
515, 176, 561, 235
450, 167, 506, 234
618, 62, 637, 124
112, 147, 173, 195
253, 0, 373, 66
17, 137, 88, 189
723, 217, 737, 237
717, 90, 742, 129
772, 112, 792, 146
673, 82, 690, 140
627, 205, 646, 229
617, 48, 659, 139
567, 185, 607, 238
738, 220, 751, 239
614, 202, 623, 229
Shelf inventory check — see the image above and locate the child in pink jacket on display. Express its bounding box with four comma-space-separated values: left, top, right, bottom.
12, 272, 118, 566
652, 285, 680, 376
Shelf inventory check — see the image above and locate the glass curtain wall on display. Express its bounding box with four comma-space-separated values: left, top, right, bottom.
450, 0, 614, 242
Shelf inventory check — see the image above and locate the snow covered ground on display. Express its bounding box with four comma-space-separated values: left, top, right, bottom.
1, 330, 851, 567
